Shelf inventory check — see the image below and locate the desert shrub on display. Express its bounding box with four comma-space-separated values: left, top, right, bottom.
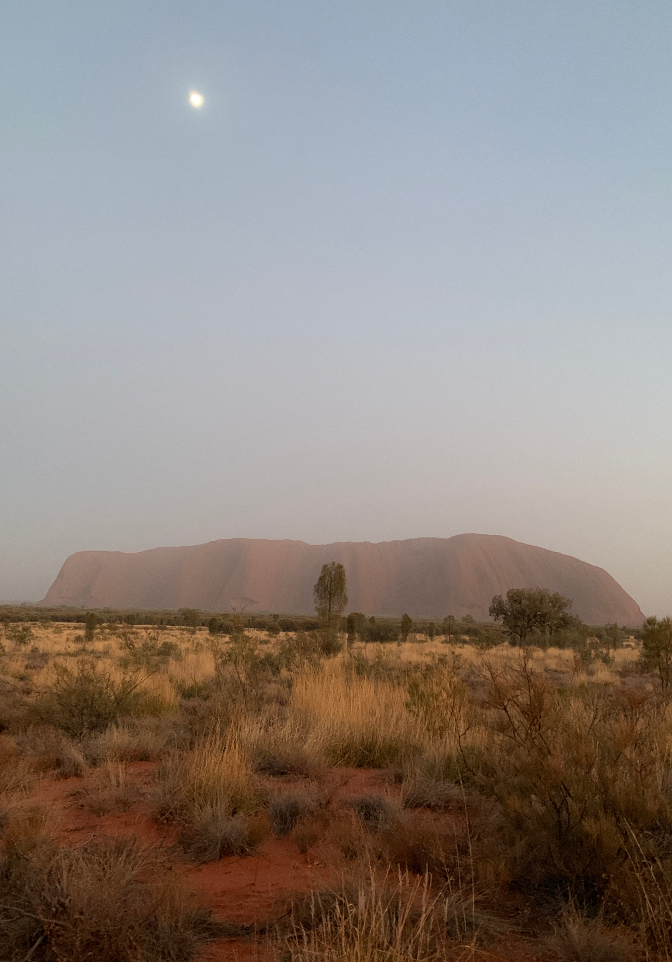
346, 794, 396, 831
378, 812, 467, 881
405, 663, 470, 739
317, 628, 344, 656
0, 836, 221, 961
7, 624, 33, 648
27, 659, 158, 737
278, 631, 325, 671
179, 807, 253, 862
544, 903, 639, 962
212, 632, 282, 711
269, 791, 316, 836
178, 608, 201, 627
639, 616, 672, 691
119, 630, 181, 670
362, 620, 399, 643
13, 726, 87, 777
401, 778, 465, 812
480, 654, 672, 906
0, 735, 36, 793
254, 750, 312, 778
84, 611, 98, 643
291, 819, 321, 854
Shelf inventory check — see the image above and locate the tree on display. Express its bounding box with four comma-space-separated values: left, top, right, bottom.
84, 612, 98, 644
489, 588, 573, 647
400, 613, 413, 642
346, 612, 366, 642
313, 562, 348, 629
641, 616, 672, 691
178, 608, 200, 628
443, 615, 456, 643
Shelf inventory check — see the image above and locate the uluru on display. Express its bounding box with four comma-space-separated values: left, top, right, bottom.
41, 534, 644, 625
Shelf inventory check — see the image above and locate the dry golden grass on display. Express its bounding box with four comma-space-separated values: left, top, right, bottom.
291, 664, 422, 767
155, 726, 259, 823
0, 833, 221, 962
73, 760, 141, 815
286, 867, 479, 962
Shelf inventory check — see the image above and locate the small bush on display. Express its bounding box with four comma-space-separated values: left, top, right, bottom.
155, 729, 260, 861
254, 751, 312, 778
545, 904, 639, 962
119, 630, 181, 670
291, 819, 321, 854
0, 837, 221, 961
28, 659, 154, 737
13, 726, 87, 778
401, 778, 464, 811
179, 807, 253, 862
269, 792, 315, 836
379, 812, 466, 881
346, 794, 395, 831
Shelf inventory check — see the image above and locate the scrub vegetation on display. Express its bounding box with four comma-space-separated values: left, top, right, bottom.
0, 597, 670, 961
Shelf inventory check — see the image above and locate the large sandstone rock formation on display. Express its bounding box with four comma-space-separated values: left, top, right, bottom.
41, 535, 644, 625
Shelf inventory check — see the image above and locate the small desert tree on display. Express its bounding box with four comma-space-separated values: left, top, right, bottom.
346, 611, 366, 642
400, 613, 413, 642
84, 612, 98, 644
489, 588, 573, 646
641, 615, 672, 691
314, 562, 348, 629
178, 607, 201, 628
443, 615, 456, 643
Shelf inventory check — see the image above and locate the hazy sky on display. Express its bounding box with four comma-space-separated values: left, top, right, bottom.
2, 1, 671, 615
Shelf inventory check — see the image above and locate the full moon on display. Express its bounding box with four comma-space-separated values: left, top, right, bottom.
189, 91, 203, 107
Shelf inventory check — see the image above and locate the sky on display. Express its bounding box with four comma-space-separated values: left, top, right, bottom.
2, 1, 671, 615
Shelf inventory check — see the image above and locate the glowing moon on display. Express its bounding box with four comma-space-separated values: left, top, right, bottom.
189, 91, 204, 107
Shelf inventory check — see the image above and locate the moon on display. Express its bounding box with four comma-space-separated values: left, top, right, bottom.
189, 91, 204, 108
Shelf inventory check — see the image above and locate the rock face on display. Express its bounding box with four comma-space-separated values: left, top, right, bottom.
41, 535, 645, 625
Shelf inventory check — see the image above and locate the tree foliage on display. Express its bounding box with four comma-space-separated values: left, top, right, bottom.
313, 562, 348, 629
489, 588, 574, 646
641, 615, 672, 691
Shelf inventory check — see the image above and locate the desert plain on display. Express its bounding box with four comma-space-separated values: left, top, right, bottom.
1, 613, 670, 962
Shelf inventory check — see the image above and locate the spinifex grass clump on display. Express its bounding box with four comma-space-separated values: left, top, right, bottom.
0, 836, 221, 962
286, 869, 479, 962
155, 727, 260, 861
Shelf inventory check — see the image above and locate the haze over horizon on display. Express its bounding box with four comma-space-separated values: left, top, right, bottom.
3, 2, 672, 615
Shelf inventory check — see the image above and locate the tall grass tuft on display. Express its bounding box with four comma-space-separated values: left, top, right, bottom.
292, 666, 421, 767
155, 726, 259, 861
286, 869, 476, 962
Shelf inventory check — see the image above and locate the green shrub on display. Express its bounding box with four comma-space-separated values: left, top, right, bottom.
28, 659, 154, 737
